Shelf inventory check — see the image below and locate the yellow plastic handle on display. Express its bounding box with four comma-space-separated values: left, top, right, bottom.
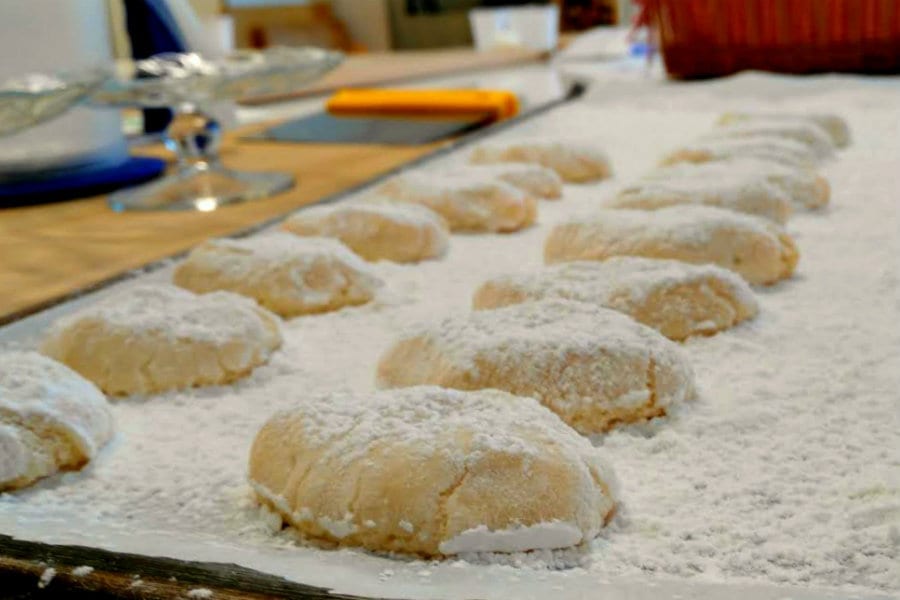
326, 88, 520, 121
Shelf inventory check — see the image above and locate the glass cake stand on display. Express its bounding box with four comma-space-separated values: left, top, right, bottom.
0, 70, 108, 138
91, 47, 342, 212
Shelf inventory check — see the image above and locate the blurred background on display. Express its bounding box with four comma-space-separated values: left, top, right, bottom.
180, 0, 630, 53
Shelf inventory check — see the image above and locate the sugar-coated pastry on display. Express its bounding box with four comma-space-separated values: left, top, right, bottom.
377, 300, 695, 434
249, 386, 618, 556
42, 284, 282, 396
283, 202, 449, 263
0, 351, 113, 490
377, 172, 536, 233
469, 139, 612, 183
174, 233, 382, 316
473, 257, 759, 341
544, 206, 799, 285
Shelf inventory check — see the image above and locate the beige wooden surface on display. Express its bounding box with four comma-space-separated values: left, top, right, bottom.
0, 129, 440, 323
0, 47, 548, 324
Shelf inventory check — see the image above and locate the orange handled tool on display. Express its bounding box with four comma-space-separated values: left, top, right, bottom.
326, 88, 520, 121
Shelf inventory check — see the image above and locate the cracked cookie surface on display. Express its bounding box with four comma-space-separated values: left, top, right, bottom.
41, 284, 282, 396
376, 300, 695, 434
174, 232, 382, 316
473, 257, 759, 341
248, 386, 618, 556
545, 206, 799, 285
0, 351, 113, 490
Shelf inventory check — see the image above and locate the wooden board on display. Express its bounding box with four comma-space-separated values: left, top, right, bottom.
0, 534, 376, 599
0, 125, 441, 324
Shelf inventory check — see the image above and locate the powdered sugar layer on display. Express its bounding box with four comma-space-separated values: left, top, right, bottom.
712, 118, 836, 159
250, 386, 617, 554
718, 111, 851, 147
376, 171, 533, 232
198, 232, 376, 277
477, 257, 757, 313
469, 138, 612, 182
263, 386, 613, 471
0, 74, 897, 597
43, 283, 280, 346
379, 299, 695, 418
664, 135, 820, 168
439, 521, 584, 555
557, 206, 778, 249
646, 159, 827, 210
611, 165, 793, 223
291, 201, 447, 231
435, 163, 563, 199
0, 351, 113, 458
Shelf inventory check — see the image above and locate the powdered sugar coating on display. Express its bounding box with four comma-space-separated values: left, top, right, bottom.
545, 206, 799, 285
437, 163, 564, 199
469, 138, 612, 183
661, 135, 820, 168
377, 172, 536, 232
174, 233, 383, 316
718, 111, 851, 147
609, 163, 794, 223
0, 351, 113, 490
377, 299, 695, 434
0, 79, 896, 596
249, 386, 617, 555
647, 158, 830, 210
41, 284, 282, 395
713, 118, 836, 160
283, 202, 449, 263
474, 257, 758, 341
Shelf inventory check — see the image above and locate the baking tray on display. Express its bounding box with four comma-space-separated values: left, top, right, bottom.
1, 81, 897, 600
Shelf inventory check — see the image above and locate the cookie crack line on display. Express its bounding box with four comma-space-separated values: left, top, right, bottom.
437, 463, 471, 554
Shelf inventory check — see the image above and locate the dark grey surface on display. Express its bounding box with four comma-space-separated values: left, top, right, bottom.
249, 112, 489, 145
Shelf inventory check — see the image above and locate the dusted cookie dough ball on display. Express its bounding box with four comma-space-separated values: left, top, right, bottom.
377, 300, 695, 434
469, 139, 612, 183
0, 351, 113, 490
545, 206, 799, 285
474, 257, 758, 341
438, 163, 564, 199
718, 111, 850, 148
661, 136, 820, 169
283, 202, 449, 263
249, 386, 617, 556
646, 159, 829, 211
42, 284, 282, 396
712, 118, 835, 160
174, 233, 382, 316
609, 164, 793, 224
377, 172, 536, 233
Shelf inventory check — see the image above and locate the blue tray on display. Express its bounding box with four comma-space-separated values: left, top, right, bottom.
0, 156, 167, 207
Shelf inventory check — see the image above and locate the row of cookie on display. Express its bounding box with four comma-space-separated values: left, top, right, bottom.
609, 113, 845, 226
1, 117, 845, 554
264, 112, 853, 555
0, 136, 618, 491
296, 138, 613, 245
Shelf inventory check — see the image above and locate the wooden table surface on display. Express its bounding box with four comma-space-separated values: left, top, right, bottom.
0, 47, 549, 325
0, 127, 443, 324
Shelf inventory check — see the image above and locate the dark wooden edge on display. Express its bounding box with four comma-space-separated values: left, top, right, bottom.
0, 533, 383, 599
0, 80, 585, 329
